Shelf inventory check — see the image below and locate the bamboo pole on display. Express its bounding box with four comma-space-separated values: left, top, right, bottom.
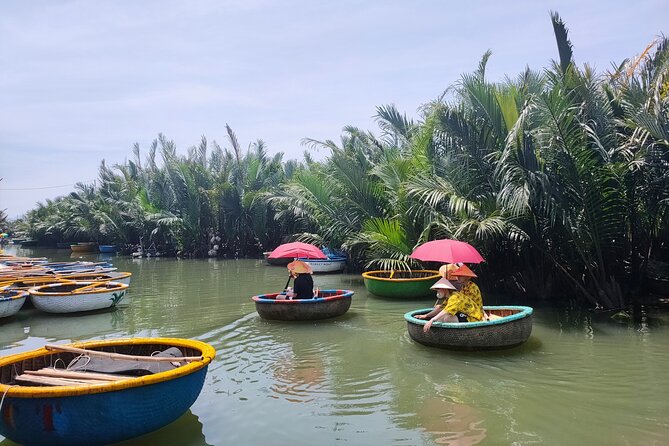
24, 369, 132, 381
45, 344, 203, 363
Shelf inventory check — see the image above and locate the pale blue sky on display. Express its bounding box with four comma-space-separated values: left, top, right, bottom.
1, 0, 667, 218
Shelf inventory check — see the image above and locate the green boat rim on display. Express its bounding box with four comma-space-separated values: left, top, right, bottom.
362, 270, 441, 282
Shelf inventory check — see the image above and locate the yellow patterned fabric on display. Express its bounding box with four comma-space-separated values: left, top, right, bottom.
442, 281, 484, 322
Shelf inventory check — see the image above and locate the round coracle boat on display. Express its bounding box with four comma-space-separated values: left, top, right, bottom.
362, 270, 441, 298
252, 289, 354, 321
404, 306, 533, 350
57, 271, 132, 285
0, 289, 28, 318
28, 281, 129, 314
0, 338, 215, 446
70, 242, 97, 253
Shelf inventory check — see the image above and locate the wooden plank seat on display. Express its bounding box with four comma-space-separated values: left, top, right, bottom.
15, 368, 133, 387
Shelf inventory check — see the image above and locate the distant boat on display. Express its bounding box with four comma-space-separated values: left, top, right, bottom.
362, 270, 441, 298
70, 242, 97, 253
0, 338, 215, 446
98, 245, 118, 253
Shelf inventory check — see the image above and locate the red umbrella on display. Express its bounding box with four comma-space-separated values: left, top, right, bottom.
268, 242, 327, 260
409, 239, 485, 264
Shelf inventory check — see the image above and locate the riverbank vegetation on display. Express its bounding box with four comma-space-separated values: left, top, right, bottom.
12, 14, 669, 309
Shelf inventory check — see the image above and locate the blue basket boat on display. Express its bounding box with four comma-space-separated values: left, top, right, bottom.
98, 245, 117, 253
0, 338, 215, 446
252, 289, 354, 320
404, 306, 533, 350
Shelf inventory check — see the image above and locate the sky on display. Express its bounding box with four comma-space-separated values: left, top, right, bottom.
1, 0, 667, 218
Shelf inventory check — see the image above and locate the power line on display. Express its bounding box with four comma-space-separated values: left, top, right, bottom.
0, 182, 94, 191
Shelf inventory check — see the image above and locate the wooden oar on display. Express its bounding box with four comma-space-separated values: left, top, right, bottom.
71, 282, 107, 293
45, 344, 203, 363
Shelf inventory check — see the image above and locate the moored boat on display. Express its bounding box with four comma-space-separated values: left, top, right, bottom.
263, 251, 291, 266
299, 256, 347, 273
252, 289, 354, 320
404, 306, 534, 350
0, 289, 28, 318
0, 338, 215, 446
70, 242, 97, 253
57, 271, 132, 285
362, 270, 441, 298
98, 244, 118, 253
29, 281, 129, 313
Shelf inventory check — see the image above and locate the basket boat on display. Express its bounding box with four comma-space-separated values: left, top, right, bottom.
362, 270, 441, 298
55, 271, 132, 285
98, 245, 117, 253
0, 338, 215, 446
28, 281, 129, 314
252, 289, 354, 321
0, 289, 28, 318
404, 306, 534, 350
262, 252, 292, 266
70, 243, 97, 253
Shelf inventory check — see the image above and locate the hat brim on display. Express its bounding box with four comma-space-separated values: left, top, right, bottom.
430, 278, 457, 290
287, 260, 313, 274
452, 265, 477, 278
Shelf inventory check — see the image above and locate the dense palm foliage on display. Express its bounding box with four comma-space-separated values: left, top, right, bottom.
16, 13, 669, 309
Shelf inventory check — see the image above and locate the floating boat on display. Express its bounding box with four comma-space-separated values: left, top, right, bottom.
98, 244, 118, 253
0, 338, 215, 446
263, 251, 291, 266
298, 256, 347, 273
70, 242, 97, 253
28, 281, 129, 313
404, 306, 534, 350
362, 270, 441, 298
0, 289, 28, 318
58, 271, 132, 285
252, 289, 354, 321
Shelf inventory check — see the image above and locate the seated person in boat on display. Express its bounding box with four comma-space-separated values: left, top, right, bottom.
415, 263, 463, 320
423, 264, 485, 332
279, 260, 315, 300
414, 277, 457, 320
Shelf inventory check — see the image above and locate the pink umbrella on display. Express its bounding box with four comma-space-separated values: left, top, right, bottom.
409, 239, 485, 264
268, 242, 327, 260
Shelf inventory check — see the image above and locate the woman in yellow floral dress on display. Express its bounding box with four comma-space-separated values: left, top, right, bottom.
422, 264, 486, 332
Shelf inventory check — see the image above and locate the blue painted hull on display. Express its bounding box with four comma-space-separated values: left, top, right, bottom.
98, 245, 117, 253
0, 366, 208, 446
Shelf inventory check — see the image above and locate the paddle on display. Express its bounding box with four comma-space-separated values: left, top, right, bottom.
72, 282, 106, 293
283, 275, 292, 291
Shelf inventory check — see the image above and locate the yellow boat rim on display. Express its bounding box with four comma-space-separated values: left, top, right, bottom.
28, 281, 129, 296
0, 338, 216, 398
362, 270, 441, 282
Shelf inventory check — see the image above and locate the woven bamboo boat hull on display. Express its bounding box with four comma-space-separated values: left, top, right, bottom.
253, 289, 353, 320
363, 270, 441, 298
0, 290, 28, 318
29, 281, 128, 314
70, 243, 97, 253
0, 338, 215, 446
405, 306, 533, 350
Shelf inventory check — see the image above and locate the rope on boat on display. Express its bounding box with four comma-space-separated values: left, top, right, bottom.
0, 385, 17, 413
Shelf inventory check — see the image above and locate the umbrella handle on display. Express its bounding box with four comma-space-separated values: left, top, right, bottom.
284, 275, 292, 291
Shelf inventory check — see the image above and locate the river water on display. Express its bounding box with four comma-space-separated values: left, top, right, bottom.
1, 247, 668, 445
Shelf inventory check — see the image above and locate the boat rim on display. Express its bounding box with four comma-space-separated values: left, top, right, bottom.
0, 290, 28, 301
404, 305, 534, 328
0, 337, 216, 398
362, 270, 441, 282
253, 289, 354, 304
28, 281, 129, 296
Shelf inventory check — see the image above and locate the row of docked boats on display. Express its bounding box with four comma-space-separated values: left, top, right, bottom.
0, 256, 133, 317
0, 254, 215, 446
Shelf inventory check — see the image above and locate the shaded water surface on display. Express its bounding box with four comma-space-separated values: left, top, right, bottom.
1, 247, 668, 445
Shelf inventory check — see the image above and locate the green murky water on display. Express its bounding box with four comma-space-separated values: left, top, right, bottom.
1, 247, 668, 445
